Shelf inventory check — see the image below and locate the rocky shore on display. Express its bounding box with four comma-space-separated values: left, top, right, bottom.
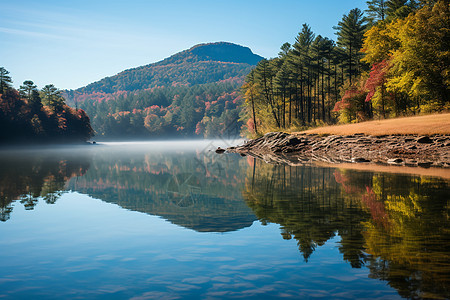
225, 132, 450, 168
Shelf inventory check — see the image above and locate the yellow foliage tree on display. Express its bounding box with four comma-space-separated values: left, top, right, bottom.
389, 2, 449, 110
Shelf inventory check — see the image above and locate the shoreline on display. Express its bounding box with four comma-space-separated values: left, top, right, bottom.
226, 132, 450, 172
0, 140, 96, 151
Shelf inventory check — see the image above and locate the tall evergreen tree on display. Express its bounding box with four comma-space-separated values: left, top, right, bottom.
255, 59, 280, 128
243, 70, 259, 134
41, 84, 64, 111
274, 59, 291, 128
366, 0, 387, 22
278, 42, 292, 58
320, 37, 335, 122
334, 8, 368, 85
0, 67, 13, 94
29, 90, 43, 115
290, 24, 315, 123
19, 80, 37, 100
386, 0, 413, 19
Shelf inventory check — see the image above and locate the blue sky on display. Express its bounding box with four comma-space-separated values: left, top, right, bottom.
1, 0, 368, 90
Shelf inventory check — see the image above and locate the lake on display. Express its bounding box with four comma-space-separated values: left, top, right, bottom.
0, 141, 449, 299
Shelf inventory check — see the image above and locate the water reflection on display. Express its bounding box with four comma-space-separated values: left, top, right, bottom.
1, 143, 256, 232
243, 158, 450, 299
66, 144, 256, 232
0, 151, 90, 221
1, 142, 449, 298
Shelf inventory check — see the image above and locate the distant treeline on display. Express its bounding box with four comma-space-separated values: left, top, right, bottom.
242, 0, 449, 136
0, 67, 93, 144
70, 81, 244, 139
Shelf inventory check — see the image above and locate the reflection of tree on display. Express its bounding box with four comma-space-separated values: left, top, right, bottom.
243, 160, 369, 263
0, 205, 13, 222
20, 193, 39, 210
0, 153, 90, 221
242, 161, 450, 298
361, 173, 450, 299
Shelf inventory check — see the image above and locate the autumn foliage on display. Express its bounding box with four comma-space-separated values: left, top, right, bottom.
0, 79, 93, 144
242, 1, 449, 134
62, 42, 261, 139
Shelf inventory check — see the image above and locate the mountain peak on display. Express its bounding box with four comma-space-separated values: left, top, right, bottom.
157, 42, 264, 66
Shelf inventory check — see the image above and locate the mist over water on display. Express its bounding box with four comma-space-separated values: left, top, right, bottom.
0, 141, 448, 299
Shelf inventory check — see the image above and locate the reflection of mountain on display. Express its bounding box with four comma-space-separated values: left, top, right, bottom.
68, 149, 256, 232
0, 149, 91, 221
242, 158, 450, 299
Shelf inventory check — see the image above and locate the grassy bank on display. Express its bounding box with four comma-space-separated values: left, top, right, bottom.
297, 113, 450, 136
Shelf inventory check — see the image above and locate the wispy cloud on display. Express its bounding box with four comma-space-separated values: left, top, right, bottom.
0, 6, 174, 51
0, 26, 78, 41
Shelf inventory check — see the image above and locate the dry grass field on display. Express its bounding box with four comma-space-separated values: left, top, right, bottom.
299, 113, 450, 136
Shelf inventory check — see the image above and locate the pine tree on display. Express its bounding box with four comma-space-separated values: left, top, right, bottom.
290, 24, 315, 123
274, 59, 291, 128
0, 67, 13, 94
386, 0, 412, 19
243, 70, 258, 134
366, 0, 387, 23
334, 8, 368, 85
29, 90, 43, 115
41, 84, 64, 111
255, 59, 280, 128
278, 42, 291, 58
19, 80, 37, 100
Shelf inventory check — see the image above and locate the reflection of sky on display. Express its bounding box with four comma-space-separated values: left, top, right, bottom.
0, 192, 400, 299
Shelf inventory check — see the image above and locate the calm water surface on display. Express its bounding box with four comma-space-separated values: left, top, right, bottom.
0, 141, 449, 299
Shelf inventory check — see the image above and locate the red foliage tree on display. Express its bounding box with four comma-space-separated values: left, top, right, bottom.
364, 60, 389, 102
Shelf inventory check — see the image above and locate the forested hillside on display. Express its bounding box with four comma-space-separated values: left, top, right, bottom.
0, 67, 93, 144
241, 0, 449, 136
64, 42, 263, 139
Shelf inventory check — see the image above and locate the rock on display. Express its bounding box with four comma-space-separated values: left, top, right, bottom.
388, 158, 403, 164
418, 162, 432, 168
215, 147, 226, 154
417, 136, 433, 144
227, 132, 449, 169
287, 137, 302, 146
352, 157, 370, 163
